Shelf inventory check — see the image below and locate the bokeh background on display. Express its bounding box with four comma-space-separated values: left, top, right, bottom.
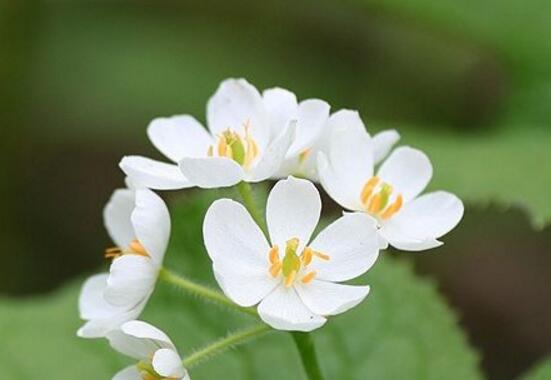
1, 1, 550, 379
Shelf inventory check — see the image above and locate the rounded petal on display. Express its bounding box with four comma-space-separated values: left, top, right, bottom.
152, 348, 186, 378
377, 146, 432, 202
266, 177, 321, 250
147, 115, 212, 162
179, 157, 244, 189
131, 188, 171, 264
247, 122, 296, 182
79, 273, 123, 320
120, 156, 193, 191
262, 87, 298, 137
380, 191, 464, 252
287, 99, 330, 156
372, 129, 400, 164
112, 366, 140, 380
203, 199, 276, 306
295, 281, 370, 316
207, 78, 269, 150
104, 255, 157, 307
108, 320, 173, 360
317, 117, 374, 211
308, 212, 379, 282
104, 189, 135, 248
257, 286, 326, 332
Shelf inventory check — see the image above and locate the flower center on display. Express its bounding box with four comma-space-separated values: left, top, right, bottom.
360, 176, 403, 220
137, 360, 177, 380
104, 239, 150, 260
207, 120, 259, 169
268, 237, 330, 287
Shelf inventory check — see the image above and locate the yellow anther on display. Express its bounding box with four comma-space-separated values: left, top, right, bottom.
269, 262, 282, 277
381, 194, 403, 220
217, 135, 229, 157
361, 176, 380, 204
269, 245, 280, 264
284, 270, 297, 287
299, 148, 312, 164
367, 193, 382, 213
207, 145, 214, 157
313, 250, 330, 261
129, 240, 149, 256
302, 247, 313, 265
301, 271, 317, 284
104, 247, 122, 259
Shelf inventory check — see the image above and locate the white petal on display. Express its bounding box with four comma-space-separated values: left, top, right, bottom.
381, 191, 464, 252
317, 116, 374, 211
79, 273, 124, 320
112, 366, 140, 380
257, 286, 326, 332
287, 99, 330, 156
104, 189, 135, 248
152, 348, 186, 378
120, 156, 193, 191
308, 212, 379, 282
377, 146, 432, 202
104, 255, 157, 307
108, 320, 173, 360
372, 129, 400, 164
262, 87, 297, 137
207, 78, 269, 150
295, 281, 370, 316
179, 157, 244, 189
147, 115, 212, 162
203, 199, 276, 306
247, 122, 296, 182
266, 177, 321, 250
131, 188, 170, 264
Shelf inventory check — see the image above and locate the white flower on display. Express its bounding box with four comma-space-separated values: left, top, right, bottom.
108, 320, 189, 380
120, 78, 295, 190
318, 123, 464, 251
262, 87, 330, 181
203, 177, 380, 332
78, 187, 170, 338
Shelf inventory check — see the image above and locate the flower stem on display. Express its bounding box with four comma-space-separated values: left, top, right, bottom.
183, 324, 271, 369
235, 183, 326, 380
292, 332, 325, 380
159, 267, 258, 318
236, 181, 268, 234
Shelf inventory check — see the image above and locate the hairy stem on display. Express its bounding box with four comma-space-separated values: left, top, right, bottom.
292, 332, 325, 380
159, 267, 258, 317
183, 324, 272, 369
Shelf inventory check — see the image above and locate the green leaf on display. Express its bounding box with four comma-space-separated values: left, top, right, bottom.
520, 358, 551, 380
0, 191, 481, 379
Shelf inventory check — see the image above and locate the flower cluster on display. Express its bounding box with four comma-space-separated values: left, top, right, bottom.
78, 78, 464, 379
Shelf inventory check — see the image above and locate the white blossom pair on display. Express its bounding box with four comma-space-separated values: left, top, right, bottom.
78, 187, 170, 338
203, 176, 380, 332
108, 320, 188, 380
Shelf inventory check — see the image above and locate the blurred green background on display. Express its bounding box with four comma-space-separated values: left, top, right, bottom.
1, 1, 550, 379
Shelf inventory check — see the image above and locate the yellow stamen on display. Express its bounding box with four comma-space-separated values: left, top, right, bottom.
299, 148, 312, 164
301, 271, 317, 284
367, 193, 382, 213
302, 247, 313, 265
129, 240, 149, 256
381, 194, 403, 220
207, 145, 213, 157
284, 270, 297, 287
361, 176, 380, 204
269, 262, 282, 277
269, 245, 280, 264
312, 250, 330, 261
217, 135, 228, 157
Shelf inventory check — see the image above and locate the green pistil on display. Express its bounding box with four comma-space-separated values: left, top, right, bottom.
378, 183, 392, 211
282, 238, 301, 277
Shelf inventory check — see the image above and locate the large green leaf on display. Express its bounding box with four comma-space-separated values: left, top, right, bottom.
0, 191, 481, 379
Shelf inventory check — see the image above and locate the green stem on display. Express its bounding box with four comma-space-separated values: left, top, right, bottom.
183, 324, 271, 369
292, 332, 325, 380
159, 267, 258, 317
236, 181, 267, 234
235, 183, 326, 380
